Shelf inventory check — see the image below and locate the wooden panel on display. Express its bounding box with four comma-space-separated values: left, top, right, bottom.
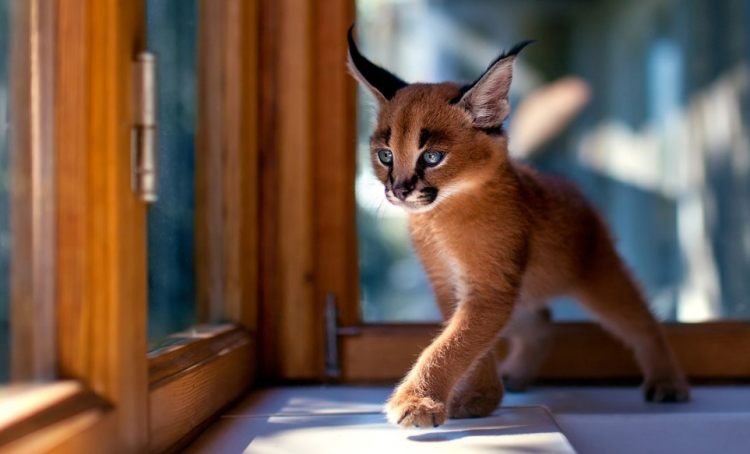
148, 328, 254, 454
257, 0, 282, 381
341, 322, 750, 382
341, 325, 443, 382
313, 1, 359, 328
196, 0, 260, 331
55, 0, 148, 451
275, 0, 317, 379
257, 0, 357, 381
257, 0, 318, 380
221, 0, 259, 332
10, 0, 57, 382
195, 0, 226, 324
148, 325, 254, 388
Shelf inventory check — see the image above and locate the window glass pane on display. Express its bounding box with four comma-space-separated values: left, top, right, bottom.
356, 0, 750, 322
0, 0, 9, 381
146, 0, 198, 342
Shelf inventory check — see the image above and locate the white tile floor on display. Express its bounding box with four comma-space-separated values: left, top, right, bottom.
183, 386, 750, 454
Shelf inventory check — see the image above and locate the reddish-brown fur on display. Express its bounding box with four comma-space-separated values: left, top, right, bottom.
348, 35, 689, 428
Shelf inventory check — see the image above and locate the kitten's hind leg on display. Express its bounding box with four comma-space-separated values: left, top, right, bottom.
448, 350, 504, 419
574, 246, 690, 402
499, 305, 553, 392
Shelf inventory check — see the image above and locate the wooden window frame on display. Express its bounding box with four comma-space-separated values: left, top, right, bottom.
254, 0, 360, 382
2, 0, 150, 452
1, 0, 118, 452
1, 0, 260, 453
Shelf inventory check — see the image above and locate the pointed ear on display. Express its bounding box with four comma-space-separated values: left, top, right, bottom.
347, 24, 408, 103
458, 40, 534, 129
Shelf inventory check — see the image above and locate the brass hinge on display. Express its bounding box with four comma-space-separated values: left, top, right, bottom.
132, 52, 158, 203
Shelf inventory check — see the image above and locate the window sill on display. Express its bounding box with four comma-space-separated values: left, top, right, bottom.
0, 381, 111, 454
180, 385, 750, 454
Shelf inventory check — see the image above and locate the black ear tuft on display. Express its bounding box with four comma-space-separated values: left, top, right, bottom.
488, 40, 536, 67
468, 40, 535, 91
450, 40, 535, 105
453, 40, 535, 128
347, 24, 408, 102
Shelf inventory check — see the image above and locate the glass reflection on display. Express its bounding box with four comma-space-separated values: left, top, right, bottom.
146, 0, 199, 342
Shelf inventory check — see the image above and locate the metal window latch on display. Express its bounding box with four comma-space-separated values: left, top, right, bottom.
324, 293, 362, 380
325, 293, 342, 379
132, 52, 158, 203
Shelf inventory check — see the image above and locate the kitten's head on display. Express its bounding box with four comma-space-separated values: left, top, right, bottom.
347, 26, 532, 213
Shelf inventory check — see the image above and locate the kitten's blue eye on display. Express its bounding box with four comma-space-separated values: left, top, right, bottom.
378, 149, 393, 165
422, 150, 444, 166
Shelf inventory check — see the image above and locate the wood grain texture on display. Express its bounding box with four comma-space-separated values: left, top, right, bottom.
313, 0, 360, 334
222, 0, 260, 333
257, 0, 318, 380
55, 0, 148, 451
257, 0, 282, 382
341, 322, 750, 382
148, 325, 252, 388
276, 0, 317, 379
148, 332, 254, 454
256, 0, 356, 381
195, 0, 226, 324
0, 411, 110, 454
0, 382, 109, 449
10, 0, 57, 382
341, 326, 442, 382
196, 0, 260, 331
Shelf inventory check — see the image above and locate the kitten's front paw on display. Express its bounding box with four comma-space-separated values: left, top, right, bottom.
385, 389, 447, 428
643, 377, 690, 403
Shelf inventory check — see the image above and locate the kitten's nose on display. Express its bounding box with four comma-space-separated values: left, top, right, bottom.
392, 182, 413, 201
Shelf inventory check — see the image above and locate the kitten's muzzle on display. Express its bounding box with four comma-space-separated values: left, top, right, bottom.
386, 183, 439, 212
392, 183, 414, 201
420, 187, 438, 204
